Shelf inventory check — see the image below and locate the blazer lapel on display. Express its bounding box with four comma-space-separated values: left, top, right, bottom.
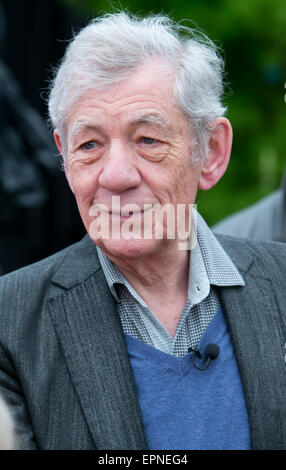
219, 271, 286, 450
47, 236, 147, 450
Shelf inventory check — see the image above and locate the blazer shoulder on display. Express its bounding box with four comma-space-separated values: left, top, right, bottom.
0, 235, 100, 305
0, 241, 76, 288
0, 235, 102, 340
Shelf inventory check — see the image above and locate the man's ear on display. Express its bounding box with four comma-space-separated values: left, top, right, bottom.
198, 118, 232, 191
53, 129, 74, 194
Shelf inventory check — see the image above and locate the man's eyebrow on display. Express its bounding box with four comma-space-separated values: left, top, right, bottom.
130, 113, 170, 128
68, 121, 103, 143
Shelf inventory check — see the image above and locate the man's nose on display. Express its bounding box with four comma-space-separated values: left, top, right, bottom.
98, 140, 141, 192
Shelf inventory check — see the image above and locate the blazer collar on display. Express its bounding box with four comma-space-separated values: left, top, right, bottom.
51, 232, 255, 292
51, 235, 101, 290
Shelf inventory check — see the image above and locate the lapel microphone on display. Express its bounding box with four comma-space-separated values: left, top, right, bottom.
188, 343, 220, 371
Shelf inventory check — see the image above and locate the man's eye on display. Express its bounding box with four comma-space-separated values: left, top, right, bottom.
81, 141, 97, 150
141, 137, 158, 145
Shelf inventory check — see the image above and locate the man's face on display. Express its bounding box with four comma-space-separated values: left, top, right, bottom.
59, 62, 203, 261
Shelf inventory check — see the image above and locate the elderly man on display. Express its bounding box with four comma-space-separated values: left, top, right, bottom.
0, 12, 286, 451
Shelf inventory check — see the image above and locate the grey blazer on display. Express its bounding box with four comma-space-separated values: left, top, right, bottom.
0, 234, 286, 450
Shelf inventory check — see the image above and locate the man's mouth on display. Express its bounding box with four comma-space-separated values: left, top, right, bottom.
91, 202, 154, 218
109, 209, 143, 218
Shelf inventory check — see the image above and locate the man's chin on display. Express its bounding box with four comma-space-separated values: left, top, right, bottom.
92, 237, 160, 261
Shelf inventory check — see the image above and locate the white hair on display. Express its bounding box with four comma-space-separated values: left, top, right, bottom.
48, 12, 227, 162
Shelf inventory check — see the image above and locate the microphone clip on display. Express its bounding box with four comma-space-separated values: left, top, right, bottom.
189, 343, 220, 371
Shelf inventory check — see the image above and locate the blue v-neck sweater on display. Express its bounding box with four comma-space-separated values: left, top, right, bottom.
125, 307, 251, 450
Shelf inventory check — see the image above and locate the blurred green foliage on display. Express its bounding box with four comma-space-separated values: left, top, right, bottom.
60, 0, 286, 224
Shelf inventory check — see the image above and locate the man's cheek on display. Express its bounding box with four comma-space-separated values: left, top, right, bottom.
71, 176, 91, 197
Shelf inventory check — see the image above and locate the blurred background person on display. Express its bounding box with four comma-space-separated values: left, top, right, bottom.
213, 169, 286, 241
0, 394, 14, 450
0, 0, 85, 275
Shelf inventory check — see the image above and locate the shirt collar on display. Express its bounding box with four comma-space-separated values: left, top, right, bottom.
96, 210, 245, 305
188, 210, 245, 306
